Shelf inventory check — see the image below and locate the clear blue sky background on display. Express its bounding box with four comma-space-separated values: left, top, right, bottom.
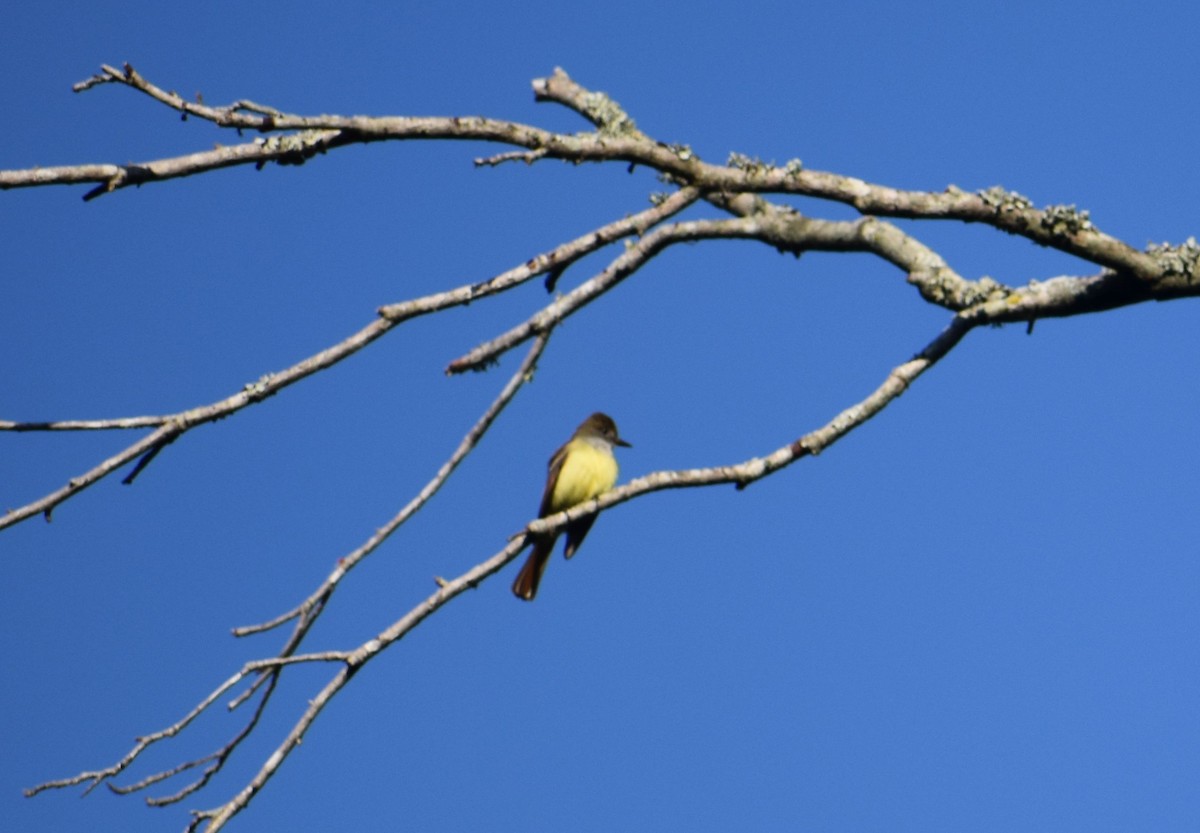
4, 2, 1199, 832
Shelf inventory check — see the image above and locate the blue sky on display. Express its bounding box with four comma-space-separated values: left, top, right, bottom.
4, 2, 1200, 832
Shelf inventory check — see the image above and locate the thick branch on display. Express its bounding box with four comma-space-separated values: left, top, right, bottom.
0, 63, 1171, 286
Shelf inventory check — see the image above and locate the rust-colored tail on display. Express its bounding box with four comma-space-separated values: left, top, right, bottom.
512, 538, 554, 601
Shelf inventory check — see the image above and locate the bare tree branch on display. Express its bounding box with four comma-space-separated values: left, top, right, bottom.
5, 422, 181, 526
233, 329, 552, 647
0, 415, 170, 431
9, 64, 1200, 833
3, 63, 1182, 288
24, 333, 550, 810
447, 216, 760, 373
23, 651, 346, 799
2, 186, 698, 532
173, 312, 975, 833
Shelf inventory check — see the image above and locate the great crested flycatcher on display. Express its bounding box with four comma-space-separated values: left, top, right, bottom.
512, 412, 631, 601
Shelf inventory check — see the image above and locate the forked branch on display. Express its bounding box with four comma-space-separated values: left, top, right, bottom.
8, 65, 1200, 833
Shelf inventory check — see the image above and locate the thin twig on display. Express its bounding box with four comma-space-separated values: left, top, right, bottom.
27, 336, 552, 805
474, 148, 549, 167
8, 186, 691, 534
4, 423, 182, 528
0, 415, 170, 431
120, 435, 176, 485
235, 331, 552, 639
447, 217, 760, 374
377, 186, 701, 321
24, 651, 348, 799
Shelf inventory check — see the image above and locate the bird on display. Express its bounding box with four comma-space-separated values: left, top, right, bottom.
512, 412, 631, 600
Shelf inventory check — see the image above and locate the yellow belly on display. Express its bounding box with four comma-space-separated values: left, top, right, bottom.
548, 439, 619, 513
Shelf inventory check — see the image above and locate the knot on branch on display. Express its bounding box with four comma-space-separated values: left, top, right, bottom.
978, 185, 1033, 217
535, 67, 640, 137
725, 152, 803, 181
916, 270, 1008, 310
256, 131, 337, 167
1147, 237, 1200, 284
727, 152, 770, 177
1039, 203, 1094, 237
581, 91, 638, 136
242, 374, 276, 402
